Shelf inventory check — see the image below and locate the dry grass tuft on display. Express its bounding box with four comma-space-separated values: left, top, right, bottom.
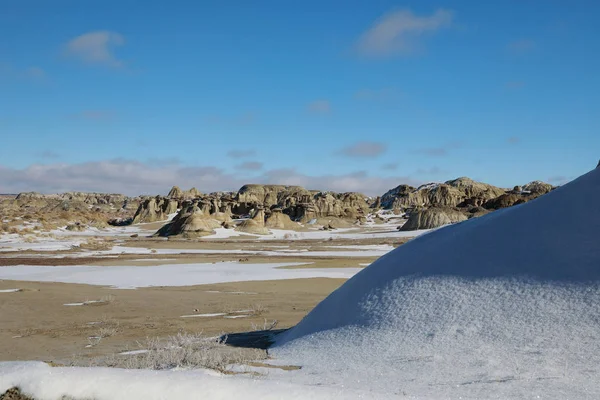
71, 332, 266, 371
251, 319, 279, 332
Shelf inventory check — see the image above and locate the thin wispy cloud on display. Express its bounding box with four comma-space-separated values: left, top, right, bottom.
414, 141, 462, 157
0, 63, 46, 81
338, 142, 387, 158
357, 8, 453, 57
308, 99, 331, 114
416, 166, 444, 175
547, 175, 570, 185
65, 31, 125, 67
0, 160, 423, 196
35, 150, 60, 160
227, 150, 257, 159
507, 137, 521, 145
508, 39, 535, 54
236, 161, 263, 171
354, 88, 397, 101
381, 163, 398, 170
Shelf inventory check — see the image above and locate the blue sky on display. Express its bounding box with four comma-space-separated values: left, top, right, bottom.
0, 0, 598, 195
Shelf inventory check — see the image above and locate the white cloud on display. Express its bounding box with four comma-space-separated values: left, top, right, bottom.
357, 9, 453, 57
65, 31, 125, 67
0, 160, 423, 196
236, 161, 263, 171
413, 141, 463, 157
354, 88, 397, 101
338, 142, 387, 158
308, 100, 331, 114
0, 64, 46, 80
261, 169, 420, 194
227, 150, 257, 159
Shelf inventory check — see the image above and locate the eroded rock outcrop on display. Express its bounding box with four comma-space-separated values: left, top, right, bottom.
522, 181, 554, 195
382, 178, 505, 211
132, 196, 178, 224
399, 207, 468, 231
265, 208, 300, 230
236, 208, 270, 235
155, 204, 222, 237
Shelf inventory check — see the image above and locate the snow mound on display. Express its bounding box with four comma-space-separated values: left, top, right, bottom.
273, 168, 600, 398
0, 362, 398, 400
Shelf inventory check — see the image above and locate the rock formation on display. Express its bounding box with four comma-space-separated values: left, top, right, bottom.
236, 208, 270, 235
522, 181, 554, 195
167, 186, 183, 199
265, 208, 300, 230
155, 205, 221, 237
132, 196, 178, 224
382, 178, 505, 211
399, 207, 468, 231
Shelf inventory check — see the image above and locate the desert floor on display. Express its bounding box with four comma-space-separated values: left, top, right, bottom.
0, 223, 412, 365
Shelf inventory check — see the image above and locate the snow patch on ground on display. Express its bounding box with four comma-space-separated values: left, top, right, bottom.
0, 262, 361, 288
180, 313, 226, 318
0, 362, 398, 400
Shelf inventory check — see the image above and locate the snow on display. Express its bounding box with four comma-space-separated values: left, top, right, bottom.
271, 167, 600, 398
180, 313, 226, 318
86, 245, 393, 258
0, 362, 397, 400
119, 350, 149, 355
63, 300, 102, 306
0, 262, 361, 288
203, 225, 431, 241
0, 237, 84, 252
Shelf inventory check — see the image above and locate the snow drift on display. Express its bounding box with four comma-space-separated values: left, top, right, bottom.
273, 167, 600, 398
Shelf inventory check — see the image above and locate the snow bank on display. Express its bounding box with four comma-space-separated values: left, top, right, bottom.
0, 362, 399, 400
272, 168, 600, 398
0, 262, 361, 288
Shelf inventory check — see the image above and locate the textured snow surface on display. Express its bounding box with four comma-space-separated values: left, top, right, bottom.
0, 262, 361, 288
272, 168, 600, 398
0, 362, 400, 400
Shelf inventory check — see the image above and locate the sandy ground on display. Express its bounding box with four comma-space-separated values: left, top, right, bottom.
0, 228, 408, 365
0, 277, 345, 364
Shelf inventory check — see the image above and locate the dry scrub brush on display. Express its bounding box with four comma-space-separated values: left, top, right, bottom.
74, 332, 266, 371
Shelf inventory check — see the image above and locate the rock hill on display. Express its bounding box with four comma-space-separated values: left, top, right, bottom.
1, 175, 558, 234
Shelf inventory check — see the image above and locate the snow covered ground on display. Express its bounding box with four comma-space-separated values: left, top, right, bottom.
0, 362, 400, 400
0, 261, 361, 289
268, 167, 600, 399
0, 224, 429, 254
